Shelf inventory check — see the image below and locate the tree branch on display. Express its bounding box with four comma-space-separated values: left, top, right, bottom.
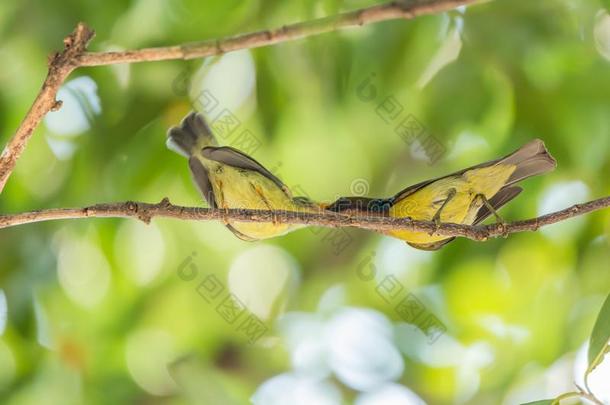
0, 0, 477, 195
0, 23, 95, 193
0, 0, 606, 244
1, 196, 608, 241
76, 0, 475, 66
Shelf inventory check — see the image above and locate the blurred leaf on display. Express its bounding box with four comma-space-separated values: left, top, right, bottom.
587, 293, 610, 375
520, 400, 554, 405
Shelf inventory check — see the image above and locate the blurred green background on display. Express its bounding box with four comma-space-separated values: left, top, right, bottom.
1, 0, 610, 404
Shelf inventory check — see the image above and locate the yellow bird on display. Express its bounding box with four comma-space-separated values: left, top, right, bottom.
167, 111, 319, 241
327, 140, 557, 250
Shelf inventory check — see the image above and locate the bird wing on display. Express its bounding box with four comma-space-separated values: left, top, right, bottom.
390, 162, 502, 203
199, 146, 295, 242
391, 139, 554, 203
188, 157, 217, 208
189, 155, 264, 242
201, 146, 289, 195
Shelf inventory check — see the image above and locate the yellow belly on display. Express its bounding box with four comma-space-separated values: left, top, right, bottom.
207, 163, 313, 240
388, 164, 516, 244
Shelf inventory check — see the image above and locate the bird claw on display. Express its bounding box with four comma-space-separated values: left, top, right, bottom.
429, 215, 442, 236
497, 221, 509, 238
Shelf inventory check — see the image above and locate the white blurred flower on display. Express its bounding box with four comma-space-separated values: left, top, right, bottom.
317, 284, 347, 315
259, 288, 432, 403
396, 324, 492, 369
278, 312, 330, 378
395, 323, 493, 403
276, 299, 406, 392
355, 383, 426, 405
292, 335, 329, 379
252, 373, 342, 405
277, 306, 406, 389
326, 308, 404, 391
278, 312, 326, 353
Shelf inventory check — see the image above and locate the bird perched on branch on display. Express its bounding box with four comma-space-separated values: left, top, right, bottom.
327, 140, 557, 250
167, 111, 320, 241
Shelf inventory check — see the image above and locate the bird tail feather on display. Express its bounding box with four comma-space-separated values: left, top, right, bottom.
166, 111, 217, 157
499, 139, 557, 186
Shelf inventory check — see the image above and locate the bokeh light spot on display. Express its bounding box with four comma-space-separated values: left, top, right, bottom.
125, 329, 178, 396
56, 232, 111, 308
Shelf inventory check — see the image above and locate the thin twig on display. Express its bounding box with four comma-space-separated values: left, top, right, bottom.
0, 196, 608, 241
76, 0, 475, 66
577, 380, 605, 405
580, 391, 605, 405
555, 387, 605, 405
0, 0, 477, 194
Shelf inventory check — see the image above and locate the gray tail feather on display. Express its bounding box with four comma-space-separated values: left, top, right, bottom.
166, 111, 217, 157
499, 139, 557, 186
